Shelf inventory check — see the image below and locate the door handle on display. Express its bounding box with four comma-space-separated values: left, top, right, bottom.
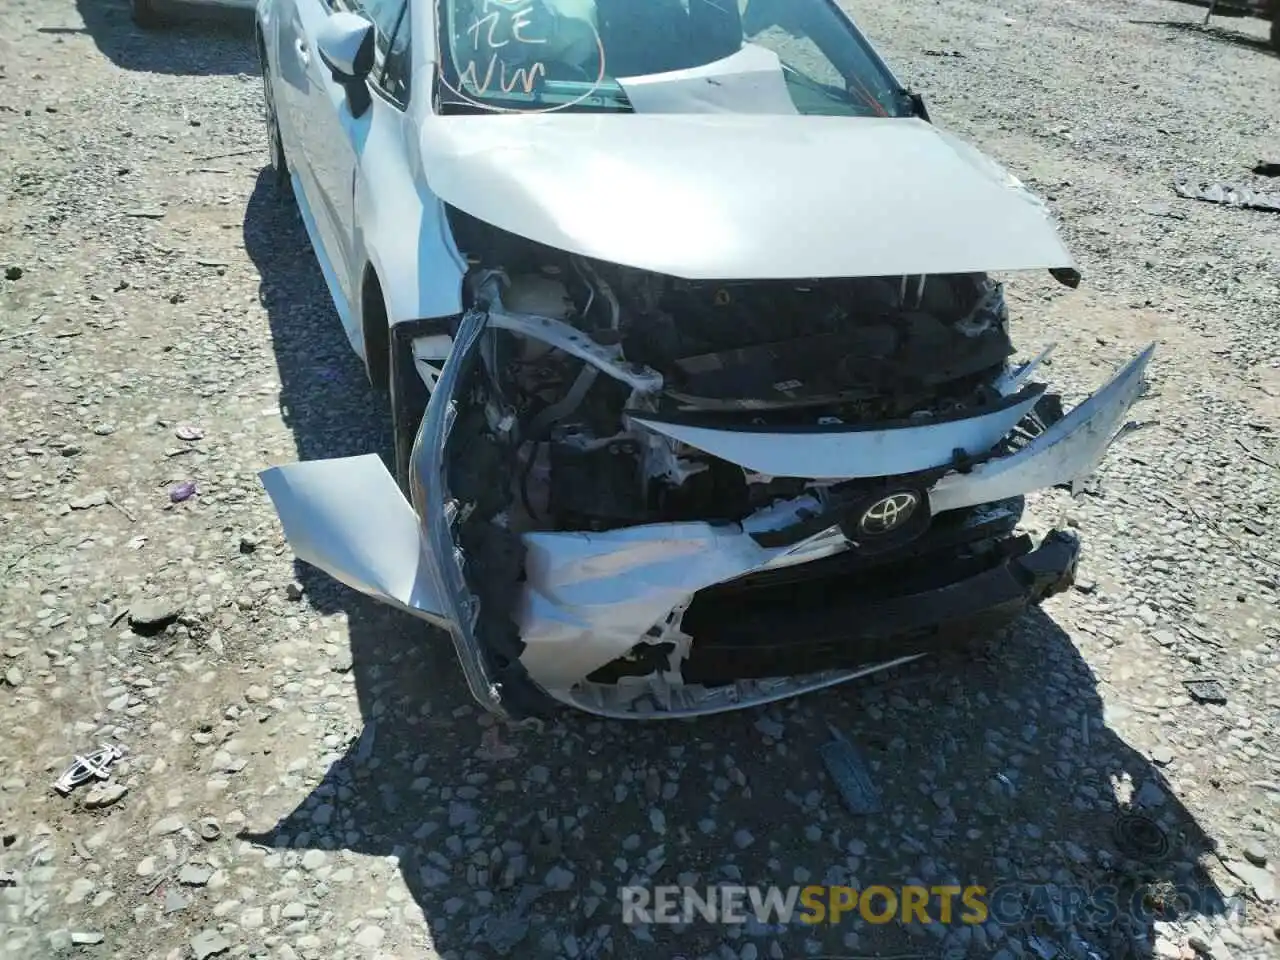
294, 38, 310, 66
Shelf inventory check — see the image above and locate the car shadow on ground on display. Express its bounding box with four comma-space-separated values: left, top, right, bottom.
238, 169, 1234, 959
1130, 18, 1277, 54
74, 0, 256, 75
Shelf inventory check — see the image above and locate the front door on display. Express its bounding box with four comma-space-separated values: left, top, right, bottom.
293, 0, 411, 343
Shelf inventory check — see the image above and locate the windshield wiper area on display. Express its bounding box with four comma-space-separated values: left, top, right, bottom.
779, 61, 871, 113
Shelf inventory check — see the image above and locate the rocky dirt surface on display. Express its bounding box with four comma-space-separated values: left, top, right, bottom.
1, 0, 1278, 958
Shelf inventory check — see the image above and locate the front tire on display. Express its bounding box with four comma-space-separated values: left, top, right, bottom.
131, 0, 165, 29
259, 44, 292, 198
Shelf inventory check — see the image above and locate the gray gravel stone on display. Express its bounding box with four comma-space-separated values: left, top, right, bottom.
191, 930, 230, 960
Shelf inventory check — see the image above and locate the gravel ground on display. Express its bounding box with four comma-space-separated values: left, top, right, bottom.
1, 0, 1279, 959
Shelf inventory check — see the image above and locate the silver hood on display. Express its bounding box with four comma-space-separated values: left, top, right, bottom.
418, 112, 1075, 280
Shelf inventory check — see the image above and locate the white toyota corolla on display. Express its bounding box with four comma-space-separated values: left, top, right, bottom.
254, 0, 1154, 721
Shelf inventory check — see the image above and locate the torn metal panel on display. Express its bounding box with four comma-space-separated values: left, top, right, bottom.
929, 345, 1154, 514
418, 114, 1075, 281
625, 387, 1045, 479
260, 454, 447, 625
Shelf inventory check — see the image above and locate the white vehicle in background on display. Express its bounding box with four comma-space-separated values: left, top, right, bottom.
254, 0, 1154, 721
131, 0, 258, 29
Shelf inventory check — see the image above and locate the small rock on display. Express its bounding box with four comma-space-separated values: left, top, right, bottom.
83, 783, 128, 809
545, 865, 575, 890
1222, 859, 1276, 902
1135, 781, 1166, 808
4, 266, 23, 281
1242, 842, 1268, 867
70, 932, 104, 946
149, 815, 184, 837
281, 901, 306, 919
198, 818, 221, 841
754, 717, 784, 739
191, 929, 230, 960
285, 582, 303, 601
1151, 746, 1175, 766
69, 490, 109, 510
353, 926, 385, 948
178, 864, 213, 887
4, 668, 22, 688
300, 850, 326, 871
129, 598, 182, 629
245, 685, 270, 704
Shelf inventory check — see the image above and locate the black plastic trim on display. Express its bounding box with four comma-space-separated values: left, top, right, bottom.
626, 385, 1043, 435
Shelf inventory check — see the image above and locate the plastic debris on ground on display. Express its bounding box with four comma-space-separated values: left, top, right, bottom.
819, 725, 881, 815
168, 480, 198, 503
53, 744, 125, 796
1184, 678, 1228, 704
1173, 180, 1280, 213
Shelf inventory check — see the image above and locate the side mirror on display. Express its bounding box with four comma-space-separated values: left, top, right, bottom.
317, 11, 375, 114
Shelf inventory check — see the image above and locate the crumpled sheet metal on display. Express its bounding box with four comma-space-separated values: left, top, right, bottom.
1174, 180, 1280, 213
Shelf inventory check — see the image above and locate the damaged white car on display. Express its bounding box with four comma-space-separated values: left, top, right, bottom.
255, 0, 1154, 720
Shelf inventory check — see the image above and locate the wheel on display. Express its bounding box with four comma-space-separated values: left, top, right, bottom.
130, 0, 165, 29
259, 43, 292, 197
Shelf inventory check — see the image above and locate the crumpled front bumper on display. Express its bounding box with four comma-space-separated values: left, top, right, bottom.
259, 336, 1153, 721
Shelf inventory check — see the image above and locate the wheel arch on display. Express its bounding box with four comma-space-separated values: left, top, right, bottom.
360, 263, 391, 392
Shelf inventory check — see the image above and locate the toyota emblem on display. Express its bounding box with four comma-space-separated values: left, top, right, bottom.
858, 491, 920, 535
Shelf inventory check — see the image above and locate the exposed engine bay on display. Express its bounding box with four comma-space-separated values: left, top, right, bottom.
259, 204, 1153, 719
412, 213, 1122, 716
446, 215, 1032, 540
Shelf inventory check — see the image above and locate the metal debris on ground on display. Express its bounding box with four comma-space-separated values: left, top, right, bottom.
1184, 678, 1228, 704
1173, 181, 1280, 213
819, 726, 881, 815
53, 744, 125, 796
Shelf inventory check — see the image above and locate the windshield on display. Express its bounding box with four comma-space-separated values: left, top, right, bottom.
435, 0, 913, 116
